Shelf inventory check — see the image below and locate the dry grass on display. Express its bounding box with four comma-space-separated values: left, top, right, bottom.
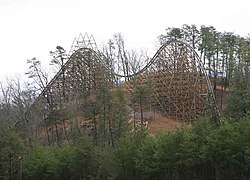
148, 114, 183, 134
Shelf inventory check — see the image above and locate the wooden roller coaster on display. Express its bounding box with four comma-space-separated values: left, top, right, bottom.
23, 33, 219, 140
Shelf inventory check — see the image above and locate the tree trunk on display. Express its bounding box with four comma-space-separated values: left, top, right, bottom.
140, 95, 143, 126
45, 126, 50, 146
103, 103, 106, 143
214, 42, 219, 91
55, 122, 60, 146
8, 153, 12, 180
63, 120, 69, 143
76, 118, 82, 135
133, 103, 136, 129
108, 118, 114, 148
93, 115, 98, 145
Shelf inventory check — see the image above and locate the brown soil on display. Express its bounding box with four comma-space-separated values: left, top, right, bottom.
148, 114, 183, 134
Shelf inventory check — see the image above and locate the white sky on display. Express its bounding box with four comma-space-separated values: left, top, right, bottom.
0, 0, 249, 81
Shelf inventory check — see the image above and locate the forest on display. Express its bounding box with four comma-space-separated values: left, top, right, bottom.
1, 24, 250, 179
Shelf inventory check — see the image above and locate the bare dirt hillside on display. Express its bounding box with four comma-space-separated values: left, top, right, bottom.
148, 114, 183, 134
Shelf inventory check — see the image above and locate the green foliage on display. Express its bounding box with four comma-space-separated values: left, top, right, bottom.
24, 136, 96, 180
115, 118, 250, 179
132, 84, 150, 107
71, 135, 97, 178
45, 108, 69, 146
46, 108, 69, 125
134, 135, 158, 177
24, 146, 59, 180
132, 76, 156, 126
82, 98, 100, 144
53, 146, 79, 179
227, 67, 250, 118
165, 27, 184, 41
153, 130, 192, 179
16, 116, 250, 179
0, 129, 26, 178
96, 85, 113, 144
112, 87, 130, 140
83, 98, 100, 120
95, 146, 118, 179
83, 85, 129, 146
115, 128, 149, 179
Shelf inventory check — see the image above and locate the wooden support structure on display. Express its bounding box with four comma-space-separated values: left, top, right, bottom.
21, 35, 219, 144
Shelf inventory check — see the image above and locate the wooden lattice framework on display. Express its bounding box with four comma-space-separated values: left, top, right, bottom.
24, 34, 219, 136
121, 41, 219, 122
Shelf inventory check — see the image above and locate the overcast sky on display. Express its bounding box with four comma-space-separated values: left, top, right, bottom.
0, 0, 249, 81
